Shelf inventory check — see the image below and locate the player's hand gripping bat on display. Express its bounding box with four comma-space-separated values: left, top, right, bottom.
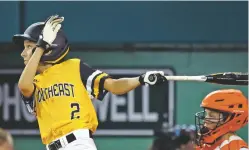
147, 72, 248, 86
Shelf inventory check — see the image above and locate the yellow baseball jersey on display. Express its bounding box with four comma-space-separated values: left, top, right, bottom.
21, 58, 109, 144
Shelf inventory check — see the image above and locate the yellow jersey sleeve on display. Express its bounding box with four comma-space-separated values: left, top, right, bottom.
79, 60, 110, 100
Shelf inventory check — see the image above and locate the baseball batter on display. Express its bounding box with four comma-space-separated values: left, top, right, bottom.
13, 15, 168, 150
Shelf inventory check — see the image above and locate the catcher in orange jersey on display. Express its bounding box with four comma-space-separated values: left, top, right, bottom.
195, 89, 248, 150
12, 15, 167, 150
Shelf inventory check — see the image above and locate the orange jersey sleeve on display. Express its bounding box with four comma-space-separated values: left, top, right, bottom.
196, 135, 248, 150
220, 137, 248, 150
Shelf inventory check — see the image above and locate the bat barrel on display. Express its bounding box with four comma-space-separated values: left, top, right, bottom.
206, 73, 248, 86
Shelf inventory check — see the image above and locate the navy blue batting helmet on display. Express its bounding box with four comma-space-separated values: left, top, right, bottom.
13, 22, 69, 64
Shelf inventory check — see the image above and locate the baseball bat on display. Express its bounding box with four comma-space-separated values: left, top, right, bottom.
148, 72, 248, 86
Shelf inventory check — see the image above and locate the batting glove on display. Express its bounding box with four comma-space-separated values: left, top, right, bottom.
36, 15, 64, 50
139, 71, 167, 85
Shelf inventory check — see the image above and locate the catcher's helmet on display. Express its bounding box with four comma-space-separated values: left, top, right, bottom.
195, 89, 248, 146
13, 22, 69, 64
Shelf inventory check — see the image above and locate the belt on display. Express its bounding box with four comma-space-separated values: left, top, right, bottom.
48, 130, 93, 150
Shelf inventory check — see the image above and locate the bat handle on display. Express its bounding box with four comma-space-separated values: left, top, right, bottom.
148, 74, 157, 82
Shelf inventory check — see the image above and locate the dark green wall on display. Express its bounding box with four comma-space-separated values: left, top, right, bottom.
0, 1, 247, 42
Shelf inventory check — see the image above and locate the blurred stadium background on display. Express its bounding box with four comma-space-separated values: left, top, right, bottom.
0, 1, 248, 150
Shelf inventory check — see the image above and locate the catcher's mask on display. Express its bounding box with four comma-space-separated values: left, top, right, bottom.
194, 89, 248, 147
12, 22, 69, 64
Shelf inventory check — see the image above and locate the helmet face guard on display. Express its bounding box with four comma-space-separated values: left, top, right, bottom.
194, 109, 227, 146
12, 22, 69, 64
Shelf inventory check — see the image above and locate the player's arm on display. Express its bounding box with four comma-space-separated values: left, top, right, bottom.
18, 49, 41, 114
80, 61, 167, 100
104, 71, 166, 95
104, 77, 140, 95
18, 48, 44, 97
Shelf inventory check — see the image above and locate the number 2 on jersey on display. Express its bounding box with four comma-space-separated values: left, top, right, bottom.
71, 103, 80, 120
